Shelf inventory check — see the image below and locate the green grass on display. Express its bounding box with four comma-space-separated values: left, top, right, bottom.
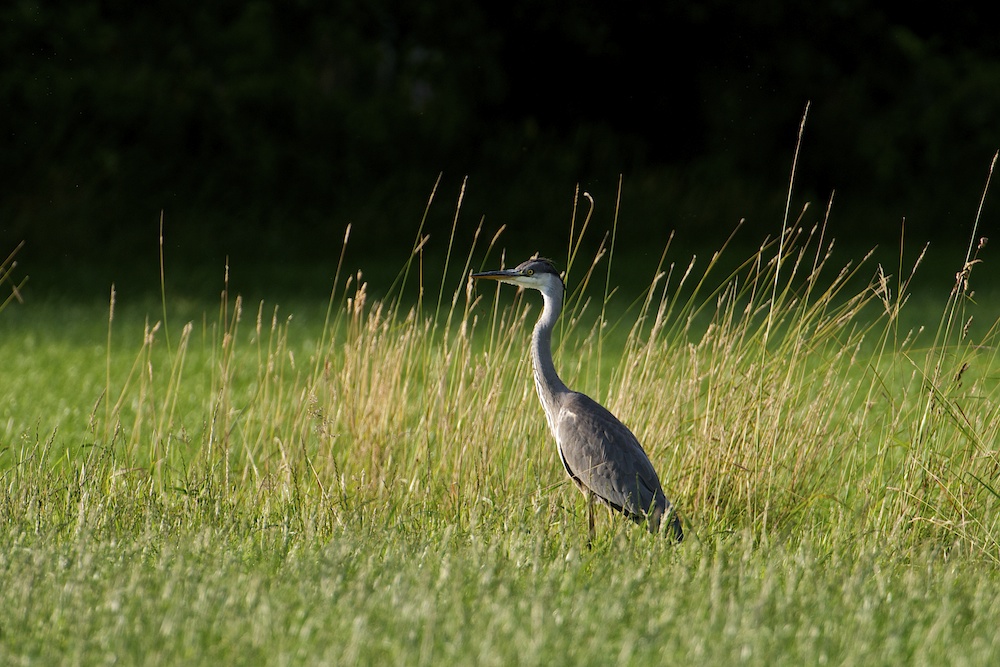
2, 210, 1000, 664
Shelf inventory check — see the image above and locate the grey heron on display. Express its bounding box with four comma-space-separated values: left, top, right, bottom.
472, 258, 683, 542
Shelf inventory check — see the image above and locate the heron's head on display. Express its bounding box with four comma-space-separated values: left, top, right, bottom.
471, 258, 563, 296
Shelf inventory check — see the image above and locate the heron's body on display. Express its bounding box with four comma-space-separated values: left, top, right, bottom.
473, 258, 682, 541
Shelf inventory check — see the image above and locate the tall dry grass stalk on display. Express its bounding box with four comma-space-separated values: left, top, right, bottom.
0, 241, 26, 314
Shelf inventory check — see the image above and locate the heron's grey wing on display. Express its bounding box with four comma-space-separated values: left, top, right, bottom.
554, 392, 666, 522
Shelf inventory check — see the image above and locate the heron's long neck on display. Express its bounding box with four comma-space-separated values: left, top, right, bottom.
531, 289, 569, 430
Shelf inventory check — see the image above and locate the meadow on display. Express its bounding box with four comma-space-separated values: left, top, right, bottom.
2, 194, 1000, 665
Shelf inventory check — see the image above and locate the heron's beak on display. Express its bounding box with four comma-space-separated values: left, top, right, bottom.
470, 268, 523, 285
471, 269, 518, 279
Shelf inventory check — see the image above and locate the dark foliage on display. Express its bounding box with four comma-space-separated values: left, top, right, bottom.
2, 1, 998, 268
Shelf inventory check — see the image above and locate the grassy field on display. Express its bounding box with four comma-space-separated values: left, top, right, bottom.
2, 217, 1000, 665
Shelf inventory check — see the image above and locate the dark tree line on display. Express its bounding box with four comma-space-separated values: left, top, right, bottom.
3, 0, 998, 265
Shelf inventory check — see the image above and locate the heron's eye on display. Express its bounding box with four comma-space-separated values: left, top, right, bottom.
526, 269, 534, 276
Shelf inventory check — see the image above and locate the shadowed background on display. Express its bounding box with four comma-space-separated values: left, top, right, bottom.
2, 0, 998, 297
